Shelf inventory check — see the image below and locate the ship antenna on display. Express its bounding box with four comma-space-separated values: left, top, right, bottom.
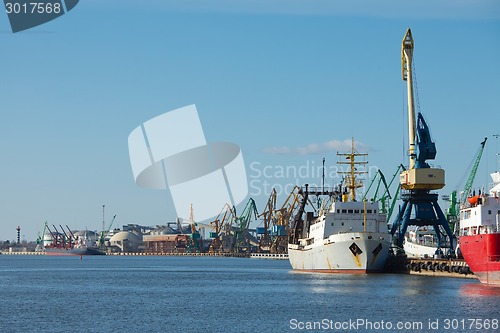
494, 134, 499, 172
102, 204, 105, 238
322, 157, 325, 193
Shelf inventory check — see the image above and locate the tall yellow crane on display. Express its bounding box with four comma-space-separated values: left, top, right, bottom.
399, 29, 445, 190
390, 28, 454, 257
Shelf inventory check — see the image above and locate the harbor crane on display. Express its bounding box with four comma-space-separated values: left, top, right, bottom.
459, 138, 488, 205
256, 186, 310, 254
363, 165, 405, 223
272, 186, 308, 254
257, 188, 277, 253
41, 222, 57, 247
233, 198, 258, 253
363, 169, 391, 204
186, 204, 202, 253
98, 214, 116, 249
445, 138, 487, 231
209, 203, 236, 253
390, 28, 455, 257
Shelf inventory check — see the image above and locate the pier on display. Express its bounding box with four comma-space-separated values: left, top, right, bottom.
385, 256, 475, 279
111, 252, 251, 257
250, 253, 289, 260
1, 251, 44, 255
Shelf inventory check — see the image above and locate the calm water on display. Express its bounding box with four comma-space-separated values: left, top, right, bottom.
0, 256, 498, 333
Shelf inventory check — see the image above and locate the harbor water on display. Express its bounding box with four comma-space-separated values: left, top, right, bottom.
0, 255, 498, 333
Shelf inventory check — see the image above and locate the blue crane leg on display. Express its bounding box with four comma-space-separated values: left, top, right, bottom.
431, 219, 443, 255
390, 200, 408, 236
433, 200, 455, 256
399, 202, 413, 248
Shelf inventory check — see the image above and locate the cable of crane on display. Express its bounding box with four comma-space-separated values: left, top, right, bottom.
412, 59, 421, 114
401, 83, 407, 164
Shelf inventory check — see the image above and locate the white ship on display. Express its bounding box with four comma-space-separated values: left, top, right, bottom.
288, 140, 391, 273
403, 226, 444, 259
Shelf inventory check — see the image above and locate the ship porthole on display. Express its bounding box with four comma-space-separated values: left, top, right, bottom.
368, 236, 372, 239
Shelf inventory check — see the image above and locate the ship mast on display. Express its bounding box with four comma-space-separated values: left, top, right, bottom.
337, 138, 367, 201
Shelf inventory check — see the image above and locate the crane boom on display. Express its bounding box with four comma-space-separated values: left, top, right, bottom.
402, 28, 416, 168
99, 214, 117, 247
460, 138, 487, 204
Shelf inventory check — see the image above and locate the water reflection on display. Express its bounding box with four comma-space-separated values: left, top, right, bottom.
290, 271, 380, 294
459, 282, 500, 297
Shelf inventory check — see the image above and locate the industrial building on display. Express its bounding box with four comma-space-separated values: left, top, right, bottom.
108, 231, 143, 253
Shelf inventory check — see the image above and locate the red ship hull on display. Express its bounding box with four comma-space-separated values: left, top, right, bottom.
460, 233, 500, 286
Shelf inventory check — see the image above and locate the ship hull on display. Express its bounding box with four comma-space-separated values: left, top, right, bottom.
460, 233, 500, 286
288, 232, 390, 273
45, 247, 105, 256
403, 241, 438, 259
403, 240, 452, 259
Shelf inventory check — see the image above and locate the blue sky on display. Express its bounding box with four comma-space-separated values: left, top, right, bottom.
1, 1, 499, 241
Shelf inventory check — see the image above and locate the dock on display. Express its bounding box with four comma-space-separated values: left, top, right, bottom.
385, 256, 475, 279
111, 252, 250, 257
250, 253, 289, 260
1, 251, 44, 255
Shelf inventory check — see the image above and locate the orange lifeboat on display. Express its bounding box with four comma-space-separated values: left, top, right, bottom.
467, 195, 480, 205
